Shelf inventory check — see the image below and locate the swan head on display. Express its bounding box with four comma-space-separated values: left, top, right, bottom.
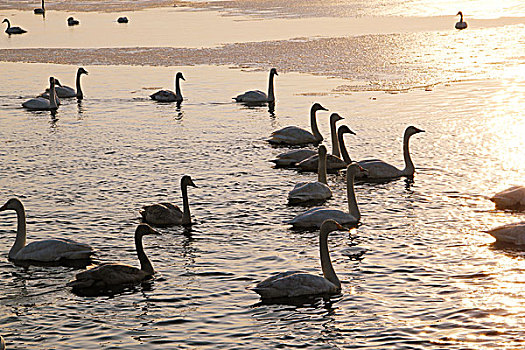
270, 68, 278, 76
0, 198, 23, 212
49, 77, 56, 86
329, 113, 344, 123
320, 219, 345, 237
311, 103, 328, 113
456, 11, 463, 16
78, 67, 88, 76
2, 18, 8, 24
176, 72, 185, 81
135, 223, 160, 238
181, 175, 197, 188
337, 124, 356, 137
347, 162, 366, 177
405, 126, 425, 137
68, 17, 74, 21
318, 144, 327, 156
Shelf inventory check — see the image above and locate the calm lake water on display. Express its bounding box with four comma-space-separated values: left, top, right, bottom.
0, 0, 524, 349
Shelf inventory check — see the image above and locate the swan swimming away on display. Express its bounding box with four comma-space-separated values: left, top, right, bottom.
3, 18, 27, 34
288, 145, 332, 204
150, 72, 185, 103
34, 0, 45, 14
486, 221, 525, 245
253, 219, 344, 299
0, 198, 94, 262
43, 67, 88, 99
117, 17, 129, 23
455, 11, 467, 29
67, 224, 159, 290
288, 163, 364, 229
23, 77, 59, 111
234, 68, 278, 104
67, 17, 80, 26
140, 175, 197, 226
490, 186, 525, 211
268, 103, 328, 146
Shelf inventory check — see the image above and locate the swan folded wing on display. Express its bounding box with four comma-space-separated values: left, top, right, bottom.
141, 203, 182, 225
22, 97, 52, 110
288, 182, 332, 203
356, 160, 402, 179
68, 263, 147, 289
13, 238, 94, 262
297, 154, 346, 171
486, 222, 525, 245
55, 86, 77, 98
254, 271, 338, 298
150, 90, 177, 102
269, 126, 316, 145
234, 90, 267, 102
289, 208, 357, 228
272, 149, 317, 166
490, 186, 525, 210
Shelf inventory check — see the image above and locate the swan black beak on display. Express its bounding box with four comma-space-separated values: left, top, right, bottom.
349, 128, 357, 135
416, 128, 425, 133
0, 204, 7, 211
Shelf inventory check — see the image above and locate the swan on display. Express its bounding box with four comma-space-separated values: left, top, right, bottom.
23, 77, 59, 111
288, 145, 332, 204
117, 17, 129, 23
43, 68, 88, 99
270, 112, 343, 167
0, 198, 94, 262
268, 103, 328, 146
67, 17, 80, 26
296, 123, 356, 172
234, 68, 278, 104
455, 11, 467, 29
2, 19, 27, 34
150, 72, 185, 103
486, 221, 525, 245
67, 224, 159, 290
140, 175, 197, 226
288, 163, 363, 229
356, 126, 424, 180
253, 219, 344, 299
0, 335, 4, 350
490, 186, 525, 211
34, 0, 45, 14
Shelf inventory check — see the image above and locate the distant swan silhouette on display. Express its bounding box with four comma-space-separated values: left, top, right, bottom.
67, 17, 80, 26
490, 186, 525, 211
23, 77, 59, 110
234, 68, 278, 104
486, 221, 525, 245
253, 219, 344, 299
3, 18, 27, 34
150, 72, 185, 103
455, 11, 467, 29
0, 198, 94, 262
140, 175, 197, 226
67, 224, 159, 290
43, 67, 88, 99
34, 0, 45, 14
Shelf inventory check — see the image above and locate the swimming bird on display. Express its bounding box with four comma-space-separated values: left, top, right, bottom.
268, 103, 328, 146
150, 72, 185, 103
486, 221, 525, 245
67, 17, 80, 26
288, 163, 364, 229
270, 111, 343, 167
0, 198, 94, 262
34, 0, 45, 14
117, 17, 129, 23
356, 126, 424, 180
140, 175, 197, 226
234, 68, 278, 104
490, 186, 525, 211
67, 224, 159, 290
253, 219, 344, 299
455, 11, 467, 29
43, 67, 88, 99
288, 145, 332, 204
3, 18, 27, 34
23, 77, 59, 110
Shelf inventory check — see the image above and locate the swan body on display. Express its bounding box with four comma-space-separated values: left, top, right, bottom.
356, 126, 424, 180
490, 186, 525, 211
253, 219, 344, 299
67, 17, 80, 26
117, 17, 129, 23
140, 175, 196, 226
0, 198, 94, 262
486, 222, 525, 245
67, 224, 159, 290
288, 163, 363, 228
455, 11, 467, 29
43, 68, 88, 99
289, 145, 332, 204
268, 103, 328, 145
234, 68, 278, 103
150, 72, 185, 102
23, 77, 59, 110
3, 18, 27, 34
34, 0, 45, 14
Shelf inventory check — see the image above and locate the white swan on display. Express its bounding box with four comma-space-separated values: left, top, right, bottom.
234, 68, 278, 104
0, 198, 94, 262
34, 0, 45, 14
270, 112, 343, 167
67, 17, 79, 26
296, 123, 356, 172
288, 145, 332, 204
288, 163, 363, 229
253, 219, 344, 299
150, 72, 185, 103
356, 126, 424, 180
3, 18, 27, 34
490, 186, 525, 211
455, 11, 467, 29
23, 77, 59, 111
67, 224, 159, 290
140, 175, 197, 226
486, 221, 525, 245
43, 68, 88, 99
268, 103, 328, 146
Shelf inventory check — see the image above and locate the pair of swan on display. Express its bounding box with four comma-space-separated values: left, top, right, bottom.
490, 186, 525, 211
268, 103, 327, 146
22, 77, 59, 111
0, 198, 94, 262
288, 145, 332, 204
288, 163, 363, 229
140, 175, 197, 226
68, 17, 80, 26
253, 219, 344, 299
150, 72, 185, 103
34, 0, 45, 14
455, 11, 467, 29
43, 67, 88, 99
3, 18, 27, 35
234, 68, 278, 104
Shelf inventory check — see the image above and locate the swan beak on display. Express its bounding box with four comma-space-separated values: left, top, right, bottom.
416, 128, 425, 133
357, 164, 368, 174
335, 223, 345, 230
349, 128, 357, 135
320, 106, 329, 111
0, 203, 7, 211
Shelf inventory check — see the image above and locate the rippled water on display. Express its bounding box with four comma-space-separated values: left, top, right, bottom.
1, 0, 525, 349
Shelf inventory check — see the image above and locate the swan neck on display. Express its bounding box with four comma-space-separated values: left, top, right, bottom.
175, 76, 182, 100
9, 203, 27, 259
42, 0, 45, 9
135, 233, 154, 275
310, 109, 323, 142
320, 230, 340, 289
267, 72, 275, 102
76, 70, 83, 99
402, 133, 415, 176
181, 183, 191, 225
318, 151, 327, 184
338, 131, 352, 164
330, 118, 340, 157
459, 13, 463, 21
49, 80, 57, 109
347, 170, 360, 220
5, 19, 10, 29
